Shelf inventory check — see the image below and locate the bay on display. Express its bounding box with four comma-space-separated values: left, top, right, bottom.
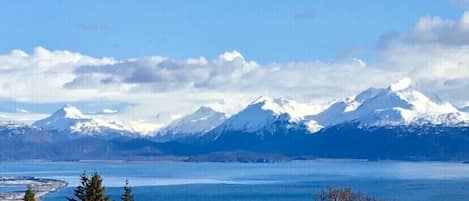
1, 160, 469, 201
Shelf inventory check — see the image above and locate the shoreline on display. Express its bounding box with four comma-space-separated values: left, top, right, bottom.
0, 177, 67, 201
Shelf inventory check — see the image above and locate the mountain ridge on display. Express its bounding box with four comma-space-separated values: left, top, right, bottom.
155, 106, 227, 141
307, 78, 468, 128
24, 78, 469, 138
32, 104, 136, 136
0, 78, 468, 161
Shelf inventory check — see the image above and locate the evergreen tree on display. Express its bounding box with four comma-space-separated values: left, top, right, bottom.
67, 171, 89, 201
87, 172, 111, 201
121, 179, 135, 201
24, 185, 35, 201
67, 171, 110, 201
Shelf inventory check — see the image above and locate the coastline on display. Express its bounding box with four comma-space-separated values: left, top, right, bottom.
0, 177, 67, 201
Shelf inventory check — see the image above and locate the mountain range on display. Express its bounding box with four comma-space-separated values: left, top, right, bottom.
32, 104, 136, 136
1, 78, 469, 161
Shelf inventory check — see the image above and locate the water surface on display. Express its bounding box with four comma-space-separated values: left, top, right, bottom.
1, 160, 469, 201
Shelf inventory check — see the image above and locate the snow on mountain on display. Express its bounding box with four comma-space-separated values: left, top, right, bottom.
157, 106, 226, 139
212, 96, 323, 135
308, 78, 469, 127
23, 79, 469, 138
33, 104, 135, 135
0, 121, 28, 129
0, 121, 33, 135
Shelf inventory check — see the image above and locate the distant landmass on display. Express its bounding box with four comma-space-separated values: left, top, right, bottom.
1, 78, 469, 161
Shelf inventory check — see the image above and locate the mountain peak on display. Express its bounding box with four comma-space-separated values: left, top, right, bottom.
312, 78, 467, 127
33, 105, 135, 135
389, 78, 413, 91
156, 106, 227, 139
252, 96, 289, 104
54, 104, 87, 119
250, 96, 294, 114
252, 96, 273, 104
212, 96, 318, 135
194, 106, 217, 114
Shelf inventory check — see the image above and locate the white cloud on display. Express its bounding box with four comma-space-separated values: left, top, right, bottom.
0, 112, 49, 124
376, 12, 469, 105
67, 50, 396, 100
0, 47, 397, 125
15, 108, 29, 113
0, 46, 115, 102
379, 11, 469, 47
0, 12, 468, 128
102, 108, 118, 114
127, 120, 164, 135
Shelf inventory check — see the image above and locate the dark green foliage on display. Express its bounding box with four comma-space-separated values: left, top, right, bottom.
121, 179, 135, 201
315, 188, 387, 201
67, 171, 110, 201
24, 185, 35, 201
67, 172, 89, 201
88, 172, 111, 201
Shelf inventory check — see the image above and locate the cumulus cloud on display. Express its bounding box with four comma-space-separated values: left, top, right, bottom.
380, 45, 469, 104
379, 11, 469, 48
0, 46, 115, 102
68, 51, 261, 92
67, 50, 397, 101
376, 12, 469, 105
0, 46, 400, 127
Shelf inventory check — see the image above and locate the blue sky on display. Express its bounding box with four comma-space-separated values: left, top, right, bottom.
0, 0, 465, 62
0, 1, 468, 130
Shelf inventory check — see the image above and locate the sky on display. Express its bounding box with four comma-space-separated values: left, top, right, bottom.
0, 1, 468, 132
0, 0, 465, 62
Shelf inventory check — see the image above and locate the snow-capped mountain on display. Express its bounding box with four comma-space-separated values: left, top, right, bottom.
33, 104, 135, 135
211, 96, 322, 136
7, 78, 468, 140
156, 106, 226, 140
0, 121, 28, 129
307, 78, 469, 127
1, 79, 469, 161
0, 121, 34, 135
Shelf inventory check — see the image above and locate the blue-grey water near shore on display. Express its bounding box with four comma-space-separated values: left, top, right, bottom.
2, 161, 469, 201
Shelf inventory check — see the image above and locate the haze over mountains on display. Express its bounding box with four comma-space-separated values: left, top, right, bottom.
0, 78, 468, 161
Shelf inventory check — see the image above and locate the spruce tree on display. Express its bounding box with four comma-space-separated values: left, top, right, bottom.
67, 171, 89, 201
121, 179, 135, 201
67, 171, 110, 201
87, 172, 111, 201
24, 185, 35, 201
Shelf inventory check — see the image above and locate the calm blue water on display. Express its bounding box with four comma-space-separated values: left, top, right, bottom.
1, 160, 469, 201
